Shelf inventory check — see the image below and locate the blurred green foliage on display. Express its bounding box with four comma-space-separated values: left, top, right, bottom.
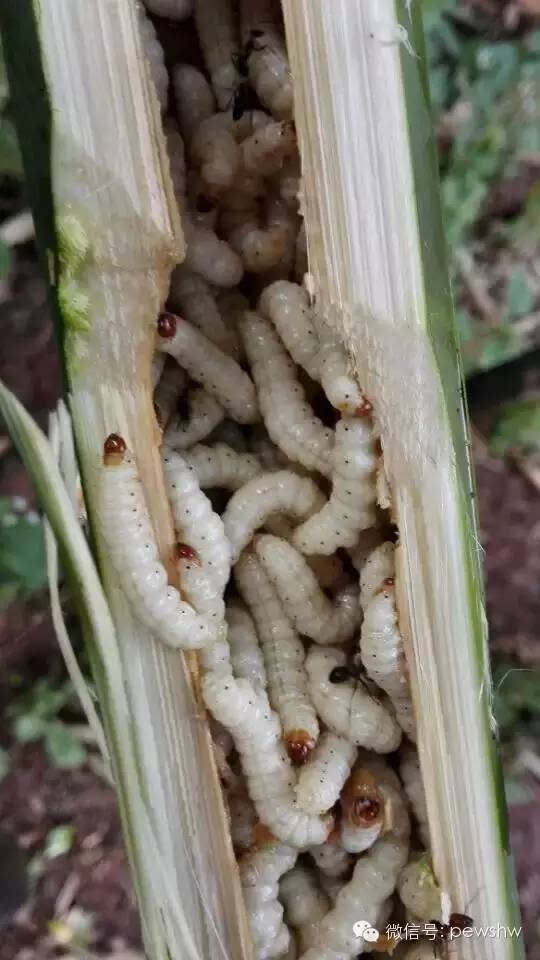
7, 677, 87, 768
490, 397, 540, 457
493, 662, 540, 739
0, 496, 46, 608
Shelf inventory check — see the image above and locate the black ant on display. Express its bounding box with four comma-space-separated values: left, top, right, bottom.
231, 30, 265, 121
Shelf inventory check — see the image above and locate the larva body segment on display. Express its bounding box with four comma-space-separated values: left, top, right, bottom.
202, 674, 333, 846
305, 647, 402, 753
295, 733, 357, 815
359, 541, 395, 611
299, 761, 409, 960
164, 386, 224, 450
157, 313, 258, 424
240, 313, 334, 477
309, 842, 353, 880
241, 122, 296, 177
254, 536, 359, 645
183, 223, 244, 287
229, 199, 297, 275
239, 0, 293, 120
240, 842, 297, 960
143, 0, 193, 19
153, 360, 188, 428
312, 319, 367, 416
235, 551, 319, 761
162, 448, 231, 623
360, 584, 416, 740
339, 765, 385, 854
399, 746, 430, 848
258, 281, 321, 382
226, 603, 267, 691
194, 0, 240, 110
190, 113, 240, 194
138, 8, 169, 110
293, 418, 377, 556
280, 865, 330, 952
183, 443, 261, 492
397, 856, 443, 921
168, 268, 241, 358
98, 439, 216, 649
172, 64, 215, 141
224, 471, 325, 563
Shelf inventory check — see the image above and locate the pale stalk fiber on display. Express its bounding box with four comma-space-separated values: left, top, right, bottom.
2, 3, 251, 960
281, 2, 521, 957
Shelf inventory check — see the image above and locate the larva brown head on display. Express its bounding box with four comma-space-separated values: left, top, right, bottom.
354, 397, 373, 417
103, 433, 126, 466
383, 577, 395, 588
341, 769, 383, 827
286, 731, 315, 766
176, 542, 201, 566
157, 312, 178, 339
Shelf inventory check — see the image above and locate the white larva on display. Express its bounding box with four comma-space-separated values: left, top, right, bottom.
397, 856, 443, 922
153, 360, 188, 429
239, 0, 294, 120
143, 0, 192, 19
235, 550, 319, 763
226, 602, 267, 691
360, 583, 416, 741
292, 417, 377, 556
359, 541, 395, 611
138, 7, 169, 111
164, 386, 224, 450
241, 122, 296, 178
202, 674, 333, 846
157, 312, 258, 424
228, 788, 258, 854
317, 333, 368, 416
229, 199, 297, 275
168, 267, 241, 358
309, 842, 353, 880
194, 0, 241, 110
254, 536, 359, 645
305, 646, 402, 753
98, 436, 216, 649
189, 113, 240, 194
298, 760, 410, 960
258, 281, 320, 382
216, 291, 250, 362
399, 745, 430, 848
223, 471, 325, 563
172, 63, 215, 141
280, 865, 330, 952
183, 223, 244, 288
240, 313, 334, 477
183, 443, 261, 492
240, 840, 297, 960
295, 733, 357, 816
162, 447, 231, 624
339, 764, 385, 855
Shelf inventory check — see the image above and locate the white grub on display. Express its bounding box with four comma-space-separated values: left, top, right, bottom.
228, 788, 258, 855
138, 8, 168, 111
184, 224, 243, 287
235, 551, 319, 763
295, 733, 357, 816
98, 437, 216, 649
258, 281, 320, 382
194, 0, 240, 110
242, 122, 296, 177
229, 199, 296, 275
168, 267, 240, 358
157, 313, 258, 424
399, 745, 430, 848
309, 842, 353, 880
202, 674, 333, 846
299, 762, 409, 960
305, 647, 402, 753
227, 602, 267, 691
348, 527, 384, 577
316, 325, 367, 416
240, 313, 334, 477
208, 417, 248, 453
249, 425, 290, 472
293, 418, 377, 556
223, 471, 325, 564
254, 536, 359, 645
189, 114, 240, 194
294, 223, 308, 283
240, 841, 297, 960
143, 0, 193, 18
153, 360, 188, 428
183, 443, 261, 492
164, 386, 224, 450
359, 541, 395, 610
162, 447, 231, 624
360, 583, 416, 741
397, 856, 443, 922
172, 64, 215, 141
239, 0, 293, 120
339, 765, 385, 855
280, 865, 330, 952
376, 456, 392, 511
